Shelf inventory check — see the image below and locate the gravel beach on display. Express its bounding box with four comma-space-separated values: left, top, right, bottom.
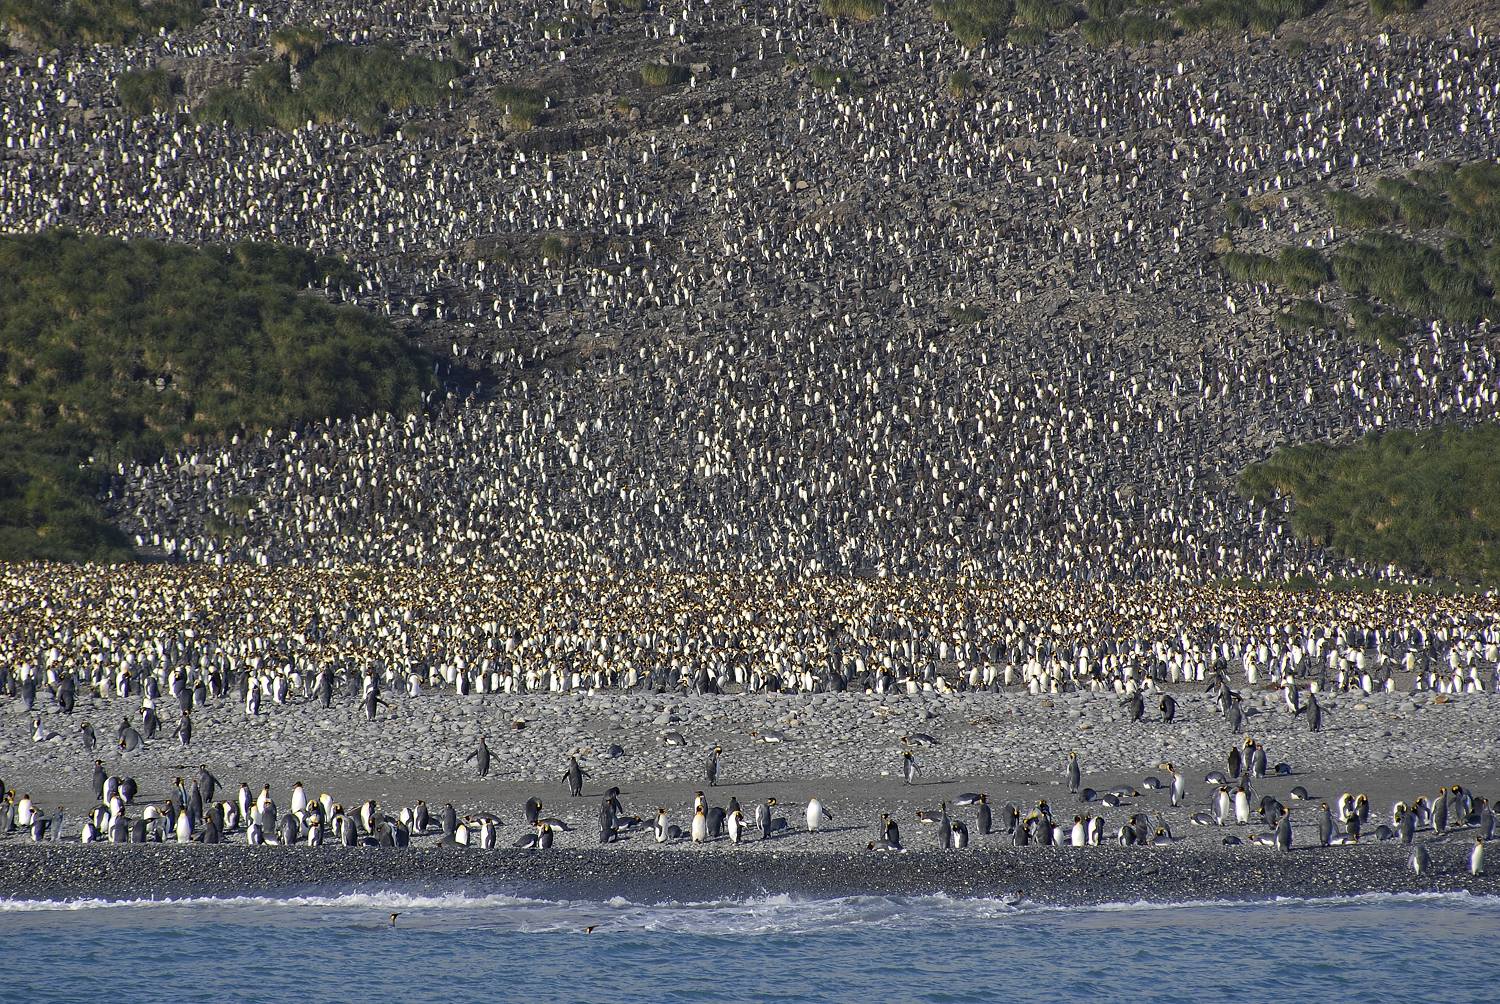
3, 685, 1497, 905
2, 842, 1494, 906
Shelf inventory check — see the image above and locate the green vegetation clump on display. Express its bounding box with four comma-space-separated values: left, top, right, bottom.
1274, 298, 1333, 332
1173, 0, 1323, 33
949, 304, 989, 324
495, 85, 548, 130
1332, 234, 1494, 326
640, 62, 691, 87
821, 0, 885, 20
196, 41, 462, 132
270, 24, 326, 67
1347, 298, 1413, 354
0, 0, 202, 48
1227, 162, 1500, 343
1370, 0, 1423, 16
0, 230, 435, 562
1241, 424, 1500, 584
1327, 190, 1399, 230
809, 65, 863, 94
1014, 0, 1079, 29
945, 69, 974, 97
1221, 246, 1330, 293
933, 0, 1014, 48
116, 66, 180, 115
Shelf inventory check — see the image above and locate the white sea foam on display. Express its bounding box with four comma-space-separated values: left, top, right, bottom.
0, 888, 1495, 936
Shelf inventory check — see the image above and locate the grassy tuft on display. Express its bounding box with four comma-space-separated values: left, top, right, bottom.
821, 0, 886, 20
117, 67, 180, 116
495, 85, 548, 130
933, 0, 1014, 48
1241, 424, 1500, 584
0, 0, 202, 47
1221, 246, 1331, 293
0, 230, 435, 562
196, 42, 462, 133
640, 62, 691, 87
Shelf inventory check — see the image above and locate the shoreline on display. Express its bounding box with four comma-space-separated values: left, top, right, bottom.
1, 845, 1494, 906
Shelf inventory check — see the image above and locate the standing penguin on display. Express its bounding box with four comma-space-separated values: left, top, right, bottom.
1122, 692, 1144, 722
1168, 764, 1186, 808
806, 798, 832, 832
1410, 844, 1431, 876
1398, 808, 1415, 846
1159, 694, 1177, 723
467, 737, 491, 779
1298, 694, 1323, 733
1274, 812, 1292, 853
935, 803, 952, 850
705, 746, 721, 787
727, 808, 745, 844
1067, 752, 1081, 794
1472, 838, 1486, 876
901, 750, 918, 786
976, 794, 992, 836
564, 756, 584, 797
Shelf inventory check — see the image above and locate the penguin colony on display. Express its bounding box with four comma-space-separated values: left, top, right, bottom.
1, 733, 1494, 882
3, 2, 1500, 884
0, 5, 1492, 583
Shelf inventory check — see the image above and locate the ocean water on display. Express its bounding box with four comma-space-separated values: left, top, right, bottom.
1, 890, 1494, 1002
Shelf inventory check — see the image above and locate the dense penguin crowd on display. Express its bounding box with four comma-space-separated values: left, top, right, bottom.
0, 4, 1496, 582
6, 6, 1500, 922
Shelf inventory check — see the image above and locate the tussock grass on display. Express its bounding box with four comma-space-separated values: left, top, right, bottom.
1241, 424, 1500, 583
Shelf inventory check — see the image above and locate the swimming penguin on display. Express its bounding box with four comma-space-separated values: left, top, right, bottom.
705, 746, 721, 787
564, 756, 585, 797
1066, 752, 1081, 794
901, 750, 918, 785
466, 737, 491, 778
806, 798, 832, 832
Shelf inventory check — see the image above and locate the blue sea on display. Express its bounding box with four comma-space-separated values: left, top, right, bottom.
0, 890, 1494, 1002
